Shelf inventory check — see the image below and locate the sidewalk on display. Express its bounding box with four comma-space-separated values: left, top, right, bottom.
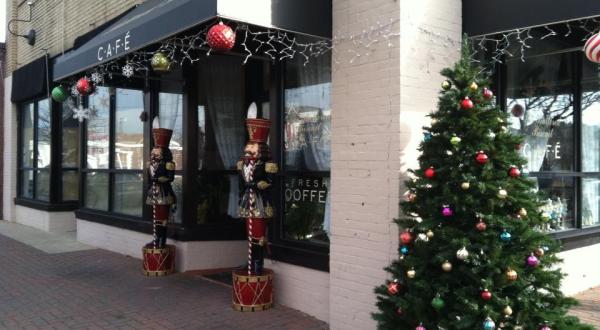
571, 286, 600, 328
0, 222, 327, 330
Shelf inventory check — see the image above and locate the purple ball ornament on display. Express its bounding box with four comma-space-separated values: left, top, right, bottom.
442, 205, 453, 217
526, 253, 540, 267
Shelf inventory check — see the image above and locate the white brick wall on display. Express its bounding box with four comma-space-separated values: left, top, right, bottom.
2, 76, 16, 223
14, 206, 75, 232
329, 0, 461, 329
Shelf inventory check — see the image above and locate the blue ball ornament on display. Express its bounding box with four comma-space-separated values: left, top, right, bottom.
400, 246, 410, 255
500, 230, 512, 242
423, 132, 432, 142
483, 318, 495, 330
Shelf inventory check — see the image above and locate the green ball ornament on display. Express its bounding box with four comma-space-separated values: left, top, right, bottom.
431, 296, 445, 310
441, 80, 451, 90
51, 85, 68, 103
450, 135, 461, 145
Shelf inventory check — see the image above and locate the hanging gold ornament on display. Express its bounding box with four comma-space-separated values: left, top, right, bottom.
470, 82, 478, 91
534, 247, 545, 257
442, 260, 452, 272
518, 208, 527, 217
503, 305, 513, 316
426, 230, 434, 239
506, 268, 518, 281
151, 52, 171, 72
406, 268, 416, 279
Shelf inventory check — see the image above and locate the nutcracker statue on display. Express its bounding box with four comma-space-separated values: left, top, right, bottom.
232, 103, 277, 312
142, 117, 177, 276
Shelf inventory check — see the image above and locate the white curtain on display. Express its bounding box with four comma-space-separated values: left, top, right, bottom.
200, 57, 245, 217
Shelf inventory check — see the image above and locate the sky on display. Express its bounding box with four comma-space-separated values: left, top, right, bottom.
0, 0, 5, 42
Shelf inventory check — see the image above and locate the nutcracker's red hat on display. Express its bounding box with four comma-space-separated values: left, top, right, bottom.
246, 118, 271, 143
152, 128, 173, 148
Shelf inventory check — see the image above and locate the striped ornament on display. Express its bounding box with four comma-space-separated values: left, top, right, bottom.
584, 32, 600, 63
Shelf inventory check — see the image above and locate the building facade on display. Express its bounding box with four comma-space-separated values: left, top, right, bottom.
3, 1, 600, 329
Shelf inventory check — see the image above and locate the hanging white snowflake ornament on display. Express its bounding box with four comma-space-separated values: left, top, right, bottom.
122, 64, 134, 78
66, 97, 92, 122
70, 84, 80, 97
90, 71, 104, 84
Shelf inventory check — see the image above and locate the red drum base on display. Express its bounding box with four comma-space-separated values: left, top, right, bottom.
232, 269, 274, 312
142, 244, 175, 276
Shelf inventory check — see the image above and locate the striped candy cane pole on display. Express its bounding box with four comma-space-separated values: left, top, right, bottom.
152, 206, 157, 249
247, 159, 256, 276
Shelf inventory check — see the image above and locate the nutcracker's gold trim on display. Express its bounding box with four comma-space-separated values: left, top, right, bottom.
166, 162, 176, 170
232, 302, 273, 312
265, 162, 278, 173
257, 181, 271, 190
233, 271, 273, 283
143, 268, 175, 276
264, 205, 274, 218
142, 246, 174, 254
237, 160, 243, 170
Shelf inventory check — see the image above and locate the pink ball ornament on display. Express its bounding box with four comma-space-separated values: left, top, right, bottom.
442, 205, 453, 217
584, 32, 600, 63
540, 326, 551, 330
527, 254, 540, 267
482, 88, 494, 99
416, 323, 426, 330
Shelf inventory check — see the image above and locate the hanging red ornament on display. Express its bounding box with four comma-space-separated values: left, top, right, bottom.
396, 307, 403, 315
483, 88, 494, 99
400, 231, 413, 245
460, 97, 474, 110
515, 143, 522, 150
475, 151, 488, 164
476, 220, 487, 232
511, 104, 525, 117
481, 289, 492, 301
207, 21, 236, 52
76, 77, 95, 96
424, 167, 435, 179
508, 166, 521, 178
387, 280, 400, 295
583, 32, 600, 63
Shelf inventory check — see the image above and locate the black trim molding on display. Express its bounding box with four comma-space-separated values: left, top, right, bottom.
553, 226, 600, 251
269, 243, 329, 272
14, 198, 78, 212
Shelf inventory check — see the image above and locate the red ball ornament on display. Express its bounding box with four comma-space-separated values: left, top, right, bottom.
483, 88, 494, 99
76, 77, 95, 96
476, 151, 489, 164
460, 97, 474, 110
207, 21, 236, 52
583, 32, 600, 63
387, 280, 400, 295
515, 144, 522, 151
481, 289, 492, 301
511, 104, 525, 117
400, 231, 413, 245
424, 167, 435, 179
476, 220, 487, 232
508, 166, 521, 178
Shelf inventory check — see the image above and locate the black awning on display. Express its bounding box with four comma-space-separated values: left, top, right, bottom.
53, 0, 218, 81
11, 55, 48, 102
464, 0, 600, 36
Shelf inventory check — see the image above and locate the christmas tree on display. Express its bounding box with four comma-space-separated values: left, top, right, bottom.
373, 42, 592, 330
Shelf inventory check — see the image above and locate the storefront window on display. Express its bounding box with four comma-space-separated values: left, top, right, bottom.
18, 99, 52, 201
62, 102, 80, 201
87, 87, 110, 169
115, 89, 144, 170
283, 54, 331, 244
84, 172, 109, 210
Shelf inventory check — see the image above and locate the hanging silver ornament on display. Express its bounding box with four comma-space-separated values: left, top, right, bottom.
70, 85, 80, 97
122, 64, 134, 78
456, 246, 469, 260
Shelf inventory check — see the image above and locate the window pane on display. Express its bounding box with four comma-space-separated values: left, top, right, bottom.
84, 172, 108, 210
196, 173, 238, 224
284, 53, 332, 171
582, 178, 600, 227
537, 176, 575, 232
62, 170, 79, 201
36, 99, 52, 169
20, 170, 34, 198
581, 55, 600, 172
36, 170, 50, 201
158, 93, 183, 170
198, 105, 206, 169
21, 103, 34, 167
283, 175, 330, 244
62, 103, 79, 168
113, 173, 143, 216
506, 53, 573, 172
87, 87, 111, 169
115, 89, 144, 170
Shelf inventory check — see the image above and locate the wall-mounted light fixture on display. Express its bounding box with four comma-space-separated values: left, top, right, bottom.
8, 1, 36, 46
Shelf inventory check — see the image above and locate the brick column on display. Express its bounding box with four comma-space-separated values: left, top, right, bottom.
329, 1, 461, 329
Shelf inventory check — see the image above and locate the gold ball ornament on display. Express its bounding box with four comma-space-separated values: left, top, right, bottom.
497, 189, 508, 199
461, 182, 470, 190
534, 247, 545, 257
441, 80, 451, 90
470, 82, 478, 91
406, 268, 416, 279
506, 268, 518, 281
503, 305, 513, 316
518, 208, 527, 217
426, 230, 434, 239
442, 260, 452, 272
151, 52, 171, 72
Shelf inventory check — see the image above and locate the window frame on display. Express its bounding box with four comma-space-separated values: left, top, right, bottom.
496, 48, 600, 250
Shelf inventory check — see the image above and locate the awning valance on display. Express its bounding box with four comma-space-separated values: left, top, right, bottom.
463, 0, 600, 37
53, 0, 331, 81
12, 55, 48, 102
